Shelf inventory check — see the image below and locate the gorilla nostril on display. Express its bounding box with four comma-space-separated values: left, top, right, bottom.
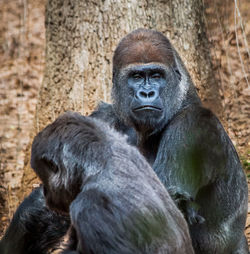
138, 90, 155, 98
148, 91, 155, 97
139, 91, 148, 98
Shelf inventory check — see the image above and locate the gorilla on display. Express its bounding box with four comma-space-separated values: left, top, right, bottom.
0, 29, 248, 254
30, 111, 193, 254
92, 29, 249, 253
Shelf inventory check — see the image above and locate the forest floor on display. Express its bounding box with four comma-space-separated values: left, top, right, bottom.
0, 0, 249, 248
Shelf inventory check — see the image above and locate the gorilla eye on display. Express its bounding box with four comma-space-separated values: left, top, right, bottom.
132, 73, 143, 80
151, 73, 162, 79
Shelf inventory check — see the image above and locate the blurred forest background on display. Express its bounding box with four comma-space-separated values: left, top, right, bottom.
0, 0, 249, 243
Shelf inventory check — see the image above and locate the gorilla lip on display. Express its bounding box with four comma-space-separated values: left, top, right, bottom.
133, 105, 162, 111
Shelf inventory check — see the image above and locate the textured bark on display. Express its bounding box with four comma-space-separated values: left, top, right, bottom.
19, 0, 222, 199
169, 0, 222, 114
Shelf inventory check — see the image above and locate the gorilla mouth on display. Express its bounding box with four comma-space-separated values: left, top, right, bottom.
133, 105, 162, 112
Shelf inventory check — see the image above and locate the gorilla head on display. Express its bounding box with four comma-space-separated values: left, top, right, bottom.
30, 112, 194, 254
112, 28, 199, 134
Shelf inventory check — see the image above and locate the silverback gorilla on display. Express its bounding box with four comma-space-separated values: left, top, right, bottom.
0, 29, 248, 254
31, 111, 194, 254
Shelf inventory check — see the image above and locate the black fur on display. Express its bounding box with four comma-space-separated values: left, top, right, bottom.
31, 112, 194, 254
0, 187, 69, 254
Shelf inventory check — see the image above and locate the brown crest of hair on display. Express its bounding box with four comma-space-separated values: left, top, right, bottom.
113, 28, 174, 75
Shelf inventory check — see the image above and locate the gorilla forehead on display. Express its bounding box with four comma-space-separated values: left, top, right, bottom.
113, 29, 175, 71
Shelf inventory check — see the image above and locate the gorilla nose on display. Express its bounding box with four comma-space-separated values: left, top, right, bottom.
136, 89, 158, 102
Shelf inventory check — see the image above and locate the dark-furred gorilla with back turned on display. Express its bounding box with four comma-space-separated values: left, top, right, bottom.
31, 111, 193, 254
0, 29, 248, 254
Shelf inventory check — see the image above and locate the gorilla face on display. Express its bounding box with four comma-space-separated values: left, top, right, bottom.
112, 62, 183, 133
38, 159, 77, 215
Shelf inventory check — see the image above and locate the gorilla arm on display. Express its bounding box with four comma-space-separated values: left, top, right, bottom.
153, 105, 247, 225
0, 187, 70, 254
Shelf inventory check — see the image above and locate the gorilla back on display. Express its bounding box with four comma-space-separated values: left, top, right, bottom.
31, 112, 194, 254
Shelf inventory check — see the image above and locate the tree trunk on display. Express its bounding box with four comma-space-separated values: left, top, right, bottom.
19, 0, 222, 199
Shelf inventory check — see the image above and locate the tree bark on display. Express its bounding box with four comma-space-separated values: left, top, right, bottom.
19, 0, 222, 199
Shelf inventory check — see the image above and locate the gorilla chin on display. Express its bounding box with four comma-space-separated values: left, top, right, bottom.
130, 107, 166, 133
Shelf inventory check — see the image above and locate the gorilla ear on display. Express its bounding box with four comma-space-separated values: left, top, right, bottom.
174, 67, 182, 81
41, 158, 59, 173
